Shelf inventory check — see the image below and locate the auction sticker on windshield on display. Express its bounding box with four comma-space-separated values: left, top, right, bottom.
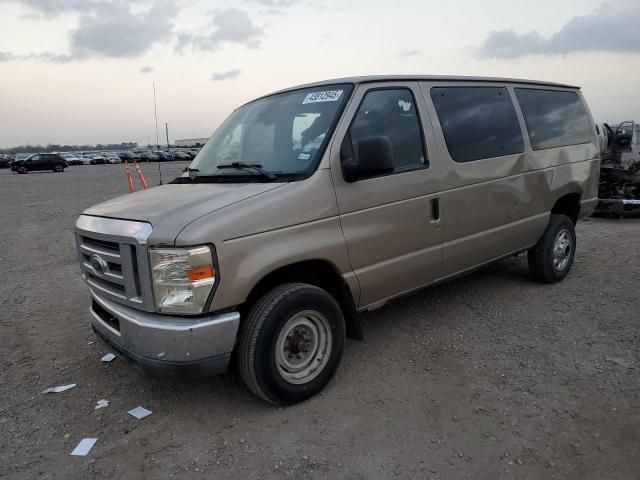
302, 90, 343, 104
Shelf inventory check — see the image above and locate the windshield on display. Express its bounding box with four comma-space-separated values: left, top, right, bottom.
186, 83, 353, 181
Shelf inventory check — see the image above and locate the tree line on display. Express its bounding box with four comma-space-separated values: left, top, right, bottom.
0, 142, 139, 154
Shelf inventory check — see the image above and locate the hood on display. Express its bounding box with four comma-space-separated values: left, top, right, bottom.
82, 182, 286, 244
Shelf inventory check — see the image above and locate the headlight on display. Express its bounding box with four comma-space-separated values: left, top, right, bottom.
149, 246, 216, 314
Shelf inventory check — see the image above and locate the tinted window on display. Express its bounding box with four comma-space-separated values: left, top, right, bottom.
515, 88, 592, 150
348, 89, 427, 170
430, 87, 523, 162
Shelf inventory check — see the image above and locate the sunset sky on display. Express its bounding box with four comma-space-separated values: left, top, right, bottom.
1, 0, 639, 147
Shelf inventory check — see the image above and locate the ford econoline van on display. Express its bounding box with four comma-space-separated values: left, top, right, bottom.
75, 76, 600, 405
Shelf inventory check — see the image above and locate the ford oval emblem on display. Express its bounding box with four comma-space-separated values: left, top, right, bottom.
89, 254, 109, 274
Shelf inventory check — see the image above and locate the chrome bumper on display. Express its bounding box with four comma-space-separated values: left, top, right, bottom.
89, 290, 240, 376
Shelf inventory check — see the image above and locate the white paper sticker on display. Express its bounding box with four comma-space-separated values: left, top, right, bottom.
302, 90, 343, 104
622, 199, 640, 205
42, 384, 76, 394
70, 438, 97, 456
297, 153, 311, 161
128, 406, 152, 419
398, 100, 412, 112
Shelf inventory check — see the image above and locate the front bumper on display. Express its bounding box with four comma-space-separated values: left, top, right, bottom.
89, 290, 240, 377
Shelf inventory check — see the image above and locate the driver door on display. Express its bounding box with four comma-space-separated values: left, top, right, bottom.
26, 155, 41, 171
329, 82, 444, 308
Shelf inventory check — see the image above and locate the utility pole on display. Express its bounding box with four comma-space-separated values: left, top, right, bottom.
165, 122, 170, 152
153, 82, 159, 154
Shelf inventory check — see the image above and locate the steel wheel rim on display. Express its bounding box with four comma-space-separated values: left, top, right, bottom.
275, 310, 332, 385
552, 228, 572, 271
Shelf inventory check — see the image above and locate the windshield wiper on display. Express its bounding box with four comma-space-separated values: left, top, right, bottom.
216, 162, 277, 180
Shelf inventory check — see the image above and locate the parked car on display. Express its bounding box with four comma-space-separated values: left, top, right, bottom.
157, 151, 173, 162
120, 151, 141, 161
139, 151, 159, 161
11, 153, 67, 173
172, 150, 191, 161
0, 154, 12, 168
187, 148, 200, 159
74, 75, 599, 405
88, 153, 107, 165
62, 153, 87, 165
105, 153, 121, 164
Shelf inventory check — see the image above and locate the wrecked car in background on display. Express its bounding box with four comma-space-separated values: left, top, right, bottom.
596, 121, 640, 217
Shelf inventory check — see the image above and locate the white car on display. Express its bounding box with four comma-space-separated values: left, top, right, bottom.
62, 153, 89, 165
105, 153, 121, 164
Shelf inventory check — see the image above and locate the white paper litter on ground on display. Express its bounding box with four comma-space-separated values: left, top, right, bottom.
94, 399, 109, 410
70, 438, 97, 456
101, 353, 116, 362
128, 406, 152, 419
42, 384, 76, 394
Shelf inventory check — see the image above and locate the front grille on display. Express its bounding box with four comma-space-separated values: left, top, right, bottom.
75, 217, 154, 311
82, 236, 119, 253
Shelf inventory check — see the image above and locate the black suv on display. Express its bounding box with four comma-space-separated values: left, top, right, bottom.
11, 153, 68, 174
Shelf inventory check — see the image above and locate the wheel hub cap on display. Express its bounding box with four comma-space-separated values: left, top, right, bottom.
552, 229, 572, 271
275, 310, 332, 385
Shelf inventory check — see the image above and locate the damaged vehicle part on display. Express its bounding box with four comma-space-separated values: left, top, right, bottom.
595, 121, 640, 217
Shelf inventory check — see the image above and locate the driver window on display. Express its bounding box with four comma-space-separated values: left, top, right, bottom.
348, 88, 428, 172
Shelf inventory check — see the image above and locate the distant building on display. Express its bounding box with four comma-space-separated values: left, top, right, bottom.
175, 138, 209, 147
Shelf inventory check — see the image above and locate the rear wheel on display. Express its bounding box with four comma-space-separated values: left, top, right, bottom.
528, 214, 576, 283
237, 283, 346, 405
53, 164, 64, 172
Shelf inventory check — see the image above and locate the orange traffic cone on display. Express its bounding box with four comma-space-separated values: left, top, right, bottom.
133, 161, 148, 190
124, 161, 134, 193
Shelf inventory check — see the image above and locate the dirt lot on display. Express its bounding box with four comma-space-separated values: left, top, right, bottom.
0, 163, 638, 480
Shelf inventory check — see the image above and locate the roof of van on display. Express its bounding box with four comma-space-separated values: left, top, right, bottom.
261, 75, 580, 99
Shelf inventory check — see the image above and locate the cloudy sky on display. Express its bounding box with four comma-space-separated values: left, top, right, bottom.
0, 0, 639, 147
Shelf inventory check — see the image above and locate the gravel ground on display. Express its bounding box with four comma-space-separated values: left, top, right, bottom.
0, 163, 639, 480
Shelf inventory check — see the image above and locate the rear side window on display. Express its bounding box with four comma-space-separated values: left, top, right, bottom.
430, 86, 524, 162
514, 88, 592, 150
349, 88, 427, 170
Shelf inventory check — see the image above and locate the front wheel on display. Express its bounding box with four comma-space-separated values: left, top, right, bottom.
528, 214, 576, 283
237, 283, 346, 405
17, 166, 27, 174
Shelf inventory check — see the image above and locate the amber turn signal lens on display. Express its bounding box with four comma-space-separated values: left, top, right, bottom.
187, 265, 215, 282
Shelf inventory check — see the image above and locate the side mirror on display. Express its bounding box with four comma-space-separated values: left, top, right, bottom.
342, 136, 395, 182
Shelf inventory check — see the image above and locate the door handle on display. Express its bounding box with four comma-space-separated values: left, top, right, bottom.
430, 198, 440, 224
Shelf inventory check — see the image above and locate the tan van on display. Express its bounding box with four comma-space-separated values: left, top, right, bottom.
75, 75, 600, 405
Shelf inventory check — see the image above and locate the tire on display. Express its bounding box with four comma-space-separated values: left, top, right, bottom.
237, 283, 346, 406
53, 164, 64, 172
528, 214, 576, 283
17, 166, 27, 174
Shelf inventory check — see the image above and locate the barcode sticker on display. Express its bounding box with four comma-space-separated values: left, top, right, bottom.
302, 90, 343, 104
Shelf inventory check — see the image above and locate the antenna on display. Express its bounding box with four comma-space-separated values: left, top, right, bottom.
153, 82, 162, 185
153, 82, 160, 153
165, 122, 170, 151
